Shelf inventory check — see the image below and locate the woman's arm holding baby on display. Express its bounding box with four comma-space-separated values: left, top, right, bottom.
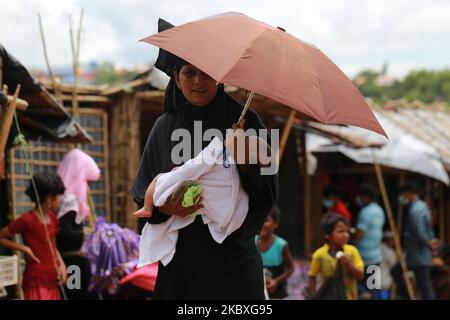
133, 173, 203, 218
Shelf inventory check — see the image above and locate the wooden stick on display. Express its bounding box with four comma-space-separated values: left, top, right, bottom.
69, 10, 84, 121
101, 109, 112, 223
277, 109, 296, 164
88, 192, 98, 227
373, 157, 415, 299
7, 96, 28, 111
102, 78, 151, 96
135, 90, 165, 101
69, 14, 78, 119
76, 9, 84, 68
42, 79, 107, 95
38, 14, 54, 81
38, 14, 63, 104
58, 94, 110, 103
0, 85, 20, 155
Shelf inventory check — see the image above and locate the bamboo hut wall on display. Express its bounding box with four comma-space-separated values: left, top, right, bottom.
110, 93, 141, 229
7, 108, 110, 221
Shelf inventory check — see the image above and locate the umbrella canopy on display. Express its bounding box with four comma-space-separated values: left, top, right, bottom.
141, 12, 386, 137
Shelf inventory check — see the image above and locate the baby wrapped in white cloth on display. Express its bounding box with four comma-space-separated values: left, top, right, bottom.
138, 136, 249, 267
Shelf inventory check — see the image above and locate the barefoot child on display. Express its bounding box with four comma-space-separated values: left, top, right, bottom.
256, 206, 295, 299
308, 214, 364, 300
0, 173, 67, 300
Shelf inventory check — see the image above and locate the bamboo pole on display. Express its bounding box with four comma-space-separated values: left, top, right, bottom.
6, 96, 28, 111
38, 14, 63, 104
373, 156, 415, 299
0, 85, 20, 155
277, 109, 297, 163
69, 9, 84, 121
88, 192, 98, 227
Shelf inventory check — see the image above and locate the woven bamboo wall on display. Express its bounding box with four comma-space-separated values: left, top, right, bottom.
110, 93, 141, 229
7, 108, 110, 221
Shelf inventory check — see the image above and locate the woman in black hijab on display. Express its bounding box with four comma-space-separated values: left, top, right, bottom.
131, 19, 279, 300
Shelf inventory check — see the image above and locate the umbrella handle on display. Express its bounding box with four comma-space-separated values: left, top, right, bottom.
237, 91, 255, 126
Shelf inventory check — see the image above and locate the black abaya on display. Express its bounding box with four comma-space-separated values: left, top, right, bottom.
131, 86, 278, 299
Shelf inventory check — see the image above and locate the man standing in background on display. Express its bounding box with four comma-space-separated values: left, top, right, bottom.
354, 184, 385, 299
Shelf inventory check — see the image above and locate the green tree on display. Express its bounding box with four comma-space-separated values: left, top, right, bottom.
353, 67, 450, 106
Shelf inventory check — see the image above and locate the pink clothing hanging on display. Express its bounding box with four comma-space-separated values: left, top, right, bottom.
57, 149, 100, 224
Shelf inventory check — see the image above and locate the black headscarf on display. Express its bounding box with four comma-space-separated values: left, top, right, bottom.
153, 18, 187, 78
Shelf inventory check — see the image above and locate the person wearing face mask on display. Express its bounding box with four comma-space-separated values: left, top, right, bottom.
392, 181, 437, 300
354, 184, 385, 299
322, 184, 352, 223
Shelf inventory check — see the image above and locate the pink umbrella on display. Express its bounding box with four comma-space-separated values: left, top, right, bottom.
141, 12, 386, 137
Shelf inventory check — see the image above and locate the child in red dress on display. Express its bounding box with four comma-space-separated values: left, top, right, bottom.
0, 173, 67, 300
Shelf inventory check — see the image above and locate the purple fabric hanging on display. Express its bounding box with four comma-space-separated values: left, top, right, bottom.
83, 216, 140, 295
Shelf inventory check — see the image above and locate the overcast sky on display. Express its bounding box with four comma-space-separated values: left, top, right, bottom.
1, 0, 449, 78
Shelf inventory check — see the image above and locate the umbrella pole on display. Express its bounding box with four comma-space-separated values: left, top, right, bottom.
237, 91, 255, 125
373, 158, 416, 300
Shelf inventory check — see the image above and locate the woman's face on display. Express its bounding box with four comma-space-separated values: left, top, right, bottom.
174, 64, 218, 106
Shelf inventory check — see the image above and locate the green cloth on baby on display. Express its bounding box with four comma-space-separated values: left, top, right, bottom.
171, 180, 202, 217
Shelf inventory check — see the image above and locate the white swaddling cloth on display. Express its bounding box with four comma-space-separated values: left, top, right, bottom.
138, 137, 249, 267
